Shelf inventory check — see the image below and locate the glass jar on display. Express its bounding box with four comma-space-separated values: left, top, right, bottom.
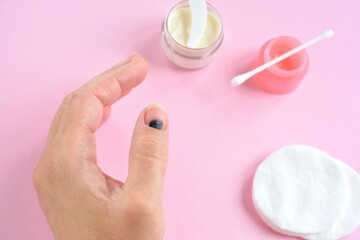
253, 36, 309, 94
161, 1, 224, 69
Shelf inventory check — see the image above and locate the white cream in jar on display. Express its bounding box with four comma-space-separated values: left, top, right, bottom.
161, 1, 224, 69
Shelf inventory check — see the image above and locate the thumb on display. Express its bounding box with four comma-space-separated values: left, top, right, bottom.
125, 104, 169, 201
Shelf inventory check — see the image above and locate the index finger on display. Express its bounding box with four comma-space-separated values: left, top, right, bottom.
85, 53, 148, 107
50, 53, 148, 137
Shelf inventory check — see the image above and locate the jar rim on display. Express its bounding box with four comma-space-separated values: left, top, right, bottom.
264, 36, 308, 78
163, 0, 224, 52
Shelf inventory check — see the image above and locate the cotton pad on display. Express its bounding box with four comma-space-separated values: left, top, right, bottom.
303, 158, 360, 240
252, 145, 349, 236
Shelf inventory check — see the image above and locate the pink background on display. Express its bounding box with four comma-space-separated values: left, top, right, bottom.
1, 0, 359, 239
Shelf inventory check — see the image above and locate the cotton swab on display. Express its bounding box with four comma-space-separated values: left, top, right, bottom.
231, 29, 334, 87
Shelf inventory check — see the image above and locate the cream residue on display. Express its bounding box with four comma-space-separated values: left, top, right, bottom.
167, 7, 221, 49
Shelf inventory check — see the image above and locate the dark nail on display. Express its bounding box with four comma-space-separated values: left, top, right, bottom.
149, 120, 164, 130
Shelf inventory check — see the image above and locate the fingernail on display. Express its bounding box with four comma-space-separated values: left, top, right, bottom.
117, 53, 143, 67
149, 120, 163, 130
127, 52, 143, 62
144, 104, 167, 130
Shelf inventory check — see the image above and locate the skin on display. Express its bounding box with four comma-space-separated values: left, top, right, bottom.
33, 53, 169, 240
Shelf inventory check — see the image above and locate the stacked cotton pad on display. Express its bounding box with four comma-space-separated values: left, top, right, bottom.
252, 145, 360, 240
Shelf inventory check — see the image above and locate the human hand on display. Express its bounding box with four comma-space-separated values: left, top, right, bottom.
33, 54, 169, 240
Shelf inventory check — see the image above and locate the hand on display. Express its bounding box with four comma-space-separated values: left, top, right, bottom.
33, 54, 169, 240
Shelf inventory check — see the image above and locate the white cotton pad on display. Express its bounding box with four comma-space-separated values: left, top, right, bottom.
252, 145, 349, 235
303, 158, 360, 240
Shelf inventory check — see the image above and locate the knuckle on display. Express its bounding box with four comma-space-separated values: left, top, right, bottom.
32, 165, 43, 190
63, 90, 80, 104
92, 84, 115, 106
124, 193, 157, 217
32, 162, 56, 192
33, 155, 64, 190
63, 89, 92, 107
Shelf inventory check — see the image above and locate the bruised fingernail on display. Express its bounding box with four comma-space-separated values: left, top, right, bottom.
144, 104, 167, 130
149, 120, 163, 130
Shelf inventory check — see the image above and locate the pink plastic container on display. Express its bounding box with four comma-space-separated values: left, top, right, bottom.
253, 36, 309, 94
